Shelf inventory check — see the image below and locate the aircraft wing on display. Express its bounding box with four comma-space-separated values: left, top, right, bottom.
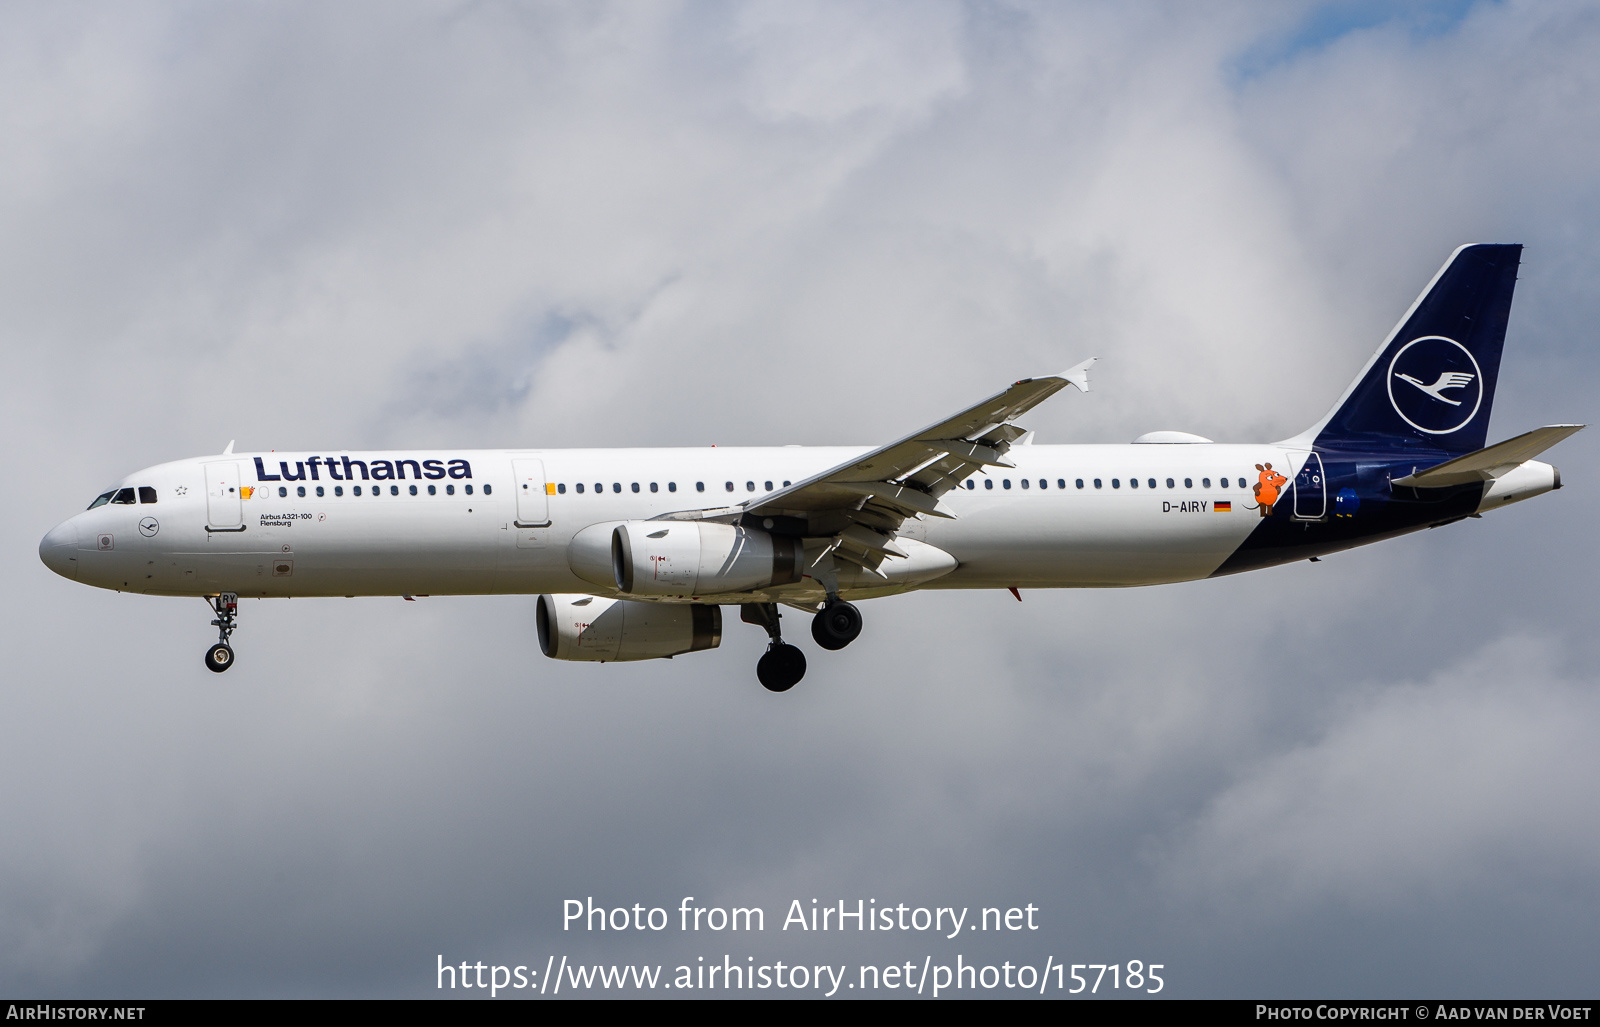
1392, 424, 1584, 487
655, 358, 1094, 578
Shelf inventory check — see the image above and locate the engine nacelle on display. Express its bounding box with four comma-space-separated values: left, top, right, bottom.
536, 594, 721, 662
569, 520, 803, 597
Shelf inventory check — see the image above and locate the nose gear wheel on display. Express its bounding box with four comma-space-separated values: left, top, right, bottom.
205, 643, 234, 673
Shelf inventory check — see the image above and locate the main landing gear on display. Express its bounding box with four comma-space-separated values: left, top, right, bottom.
743, 603, 806, 692
205, 593, 238, 673
810, 597, 862, 651
742, 597, 864, 692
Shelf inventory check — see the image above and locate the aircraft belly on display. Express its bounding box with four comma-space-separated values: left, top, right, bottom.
925, 493, 1259, 587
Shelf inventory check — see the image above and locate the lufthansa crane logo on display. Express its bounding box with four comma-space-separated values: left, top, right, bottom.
1387, 336, 1482, 435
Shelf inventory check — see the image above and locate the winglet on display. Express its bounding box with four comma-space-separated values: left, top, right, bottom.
222, 440, 235, 456
1061, 357, 1096, 394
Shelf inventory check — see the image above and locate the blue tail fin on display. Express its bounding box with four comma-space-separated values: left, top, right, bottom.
1305, 243, 1521, 456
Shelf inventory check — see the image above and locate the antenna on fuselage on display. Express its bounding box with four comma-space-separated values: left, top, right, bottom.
222, 440, 235, 456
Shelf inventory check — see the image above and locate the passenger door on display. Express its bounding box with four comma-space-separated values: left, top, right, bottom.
204, 461, 245, 531
512, 458, 551, 528
1289, 451, 1327, 521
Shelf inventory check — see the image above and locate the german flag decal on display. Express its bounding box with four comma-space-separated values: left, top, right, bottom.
1214, 501, 1232, 512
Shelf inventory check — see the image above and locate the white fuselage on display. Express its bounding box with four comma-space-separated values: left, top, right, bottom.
45, 444, 1324, 601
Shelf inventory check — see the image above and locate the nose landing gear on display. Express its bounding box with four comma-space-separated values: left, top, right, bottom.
204, 593, 238, 673
742, 603, 806, 692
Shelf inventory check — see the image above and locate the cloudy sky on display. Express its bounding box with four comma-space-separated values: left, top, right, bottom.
4, 0, 1598, 998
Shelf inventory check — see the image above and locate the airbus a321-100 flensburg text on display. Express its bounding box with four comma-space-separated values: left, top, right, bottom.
39, 244, 1582, 691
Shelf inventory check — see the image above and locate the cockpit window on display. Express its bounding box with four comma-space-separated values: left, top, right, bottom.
87, 491, 115, 510
111, 488, 136, 505
138, 487, 157, 504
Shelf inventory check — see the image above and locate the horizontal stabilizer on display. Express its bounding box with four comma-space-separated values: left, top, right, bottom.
1392, 424, 1584, 487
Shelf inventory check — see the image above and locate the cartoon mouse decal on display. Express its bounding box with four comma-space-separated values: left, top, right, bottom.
1251, 462, 1288, 517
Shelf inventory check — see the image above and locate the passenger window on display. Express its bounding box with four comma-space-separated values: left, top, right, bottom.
1003, 479, 1012, 489
1166, 478, 1175, 488
335, 486, 343, 496
1129, 478, 1138, 488
428, 485, 436, 495
112, 488, 136, 504
1112, 479, 1121, 488
696, 482, 705, 492
1238, 477, 1247, 488
297, 486, 306, 498
611, 483, 620, 493
483, 484, 492, 495
1184, 478, 1193, 488
594, 483, 602, 493
764, 480, 773, 491
1039, 479, 1048, 489
984, 479, 994, 490
391, 485, 400, 496
448, 484, 457, 495
466, 484, 475, 495
725, 481, 734, 492
1094, 479, 1102, 489
88, 491, 115, 510
279, 487, 288, 498
1075, 479, 1084, 489
966, 480, 975, 489
410, 485, 418, 495
631, 482, 640, 493
316, 486, 325, 497
1020, 478, 1029, 489
1202, 478, 1211, 488
783, 481, 791, 487
556, 484, 565, 494
649, 483, 657, 493
1147, 478, 1156, 489
138, 487, 158, 504
746, 481, 754, 492
669, 482, 677, 492
1219, 477, 1228, 489
1058, 479, 1066, 489
354, 486, 362, 496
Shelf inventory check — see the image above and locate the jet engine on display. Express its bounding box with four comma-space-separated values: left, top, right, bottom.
568, 521, 803, 597
536, 593, 721, 662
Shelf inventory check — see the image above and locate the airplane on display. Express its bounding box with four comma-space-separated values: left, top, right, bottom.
38, 243, 1582, 692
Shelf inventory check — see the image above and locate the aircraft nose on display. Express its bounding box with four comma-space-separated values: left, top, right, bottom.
39, 520, 79, 579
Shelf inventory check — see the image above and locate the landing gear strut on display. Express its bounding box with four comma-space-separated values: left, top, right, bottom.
205, 593, 238, 673
811, 597, 862, 651
742, 603, 806, 692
